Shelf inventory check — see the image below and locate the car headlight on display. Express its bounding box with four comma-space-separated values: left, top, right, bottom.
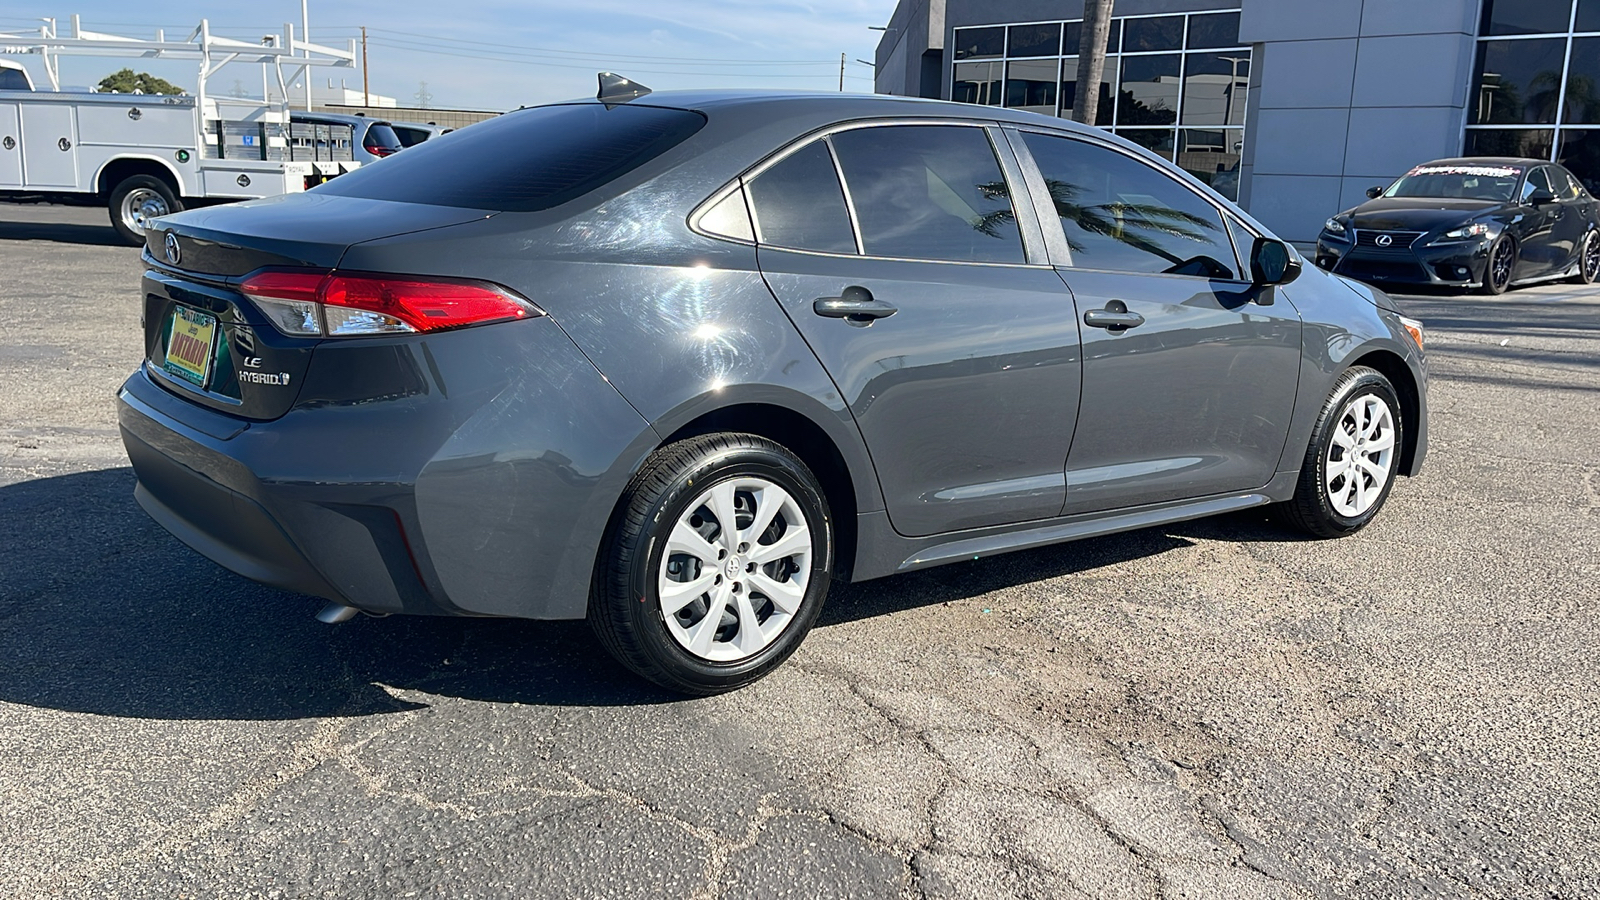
1323, 217, 1348, 237
1433, 222, 1489, 242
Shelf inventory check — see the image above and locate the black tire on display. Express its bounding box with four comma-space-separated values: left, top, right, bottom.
1571, 230, 1600, 284
1275, 366, 1405, 539
107, 174, 182, 246
1479, 234, 1515, 295
589, 433, 833, 695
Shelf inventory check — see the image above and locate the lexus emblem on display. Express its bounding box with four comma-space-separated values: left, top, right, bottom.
164, 232, 181, 265
1375, 234, 1394, 247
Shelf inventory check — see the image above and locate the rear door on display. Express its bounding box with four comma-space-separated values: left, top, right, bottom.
20, 102, 77, 188
751, 122, 1083, 537
1012, 129, 1302, 514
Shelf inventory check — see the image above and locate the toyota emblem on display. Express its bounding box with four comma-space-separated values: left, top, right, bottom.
1375, 234, 1394, 247
164, 232, 181, 265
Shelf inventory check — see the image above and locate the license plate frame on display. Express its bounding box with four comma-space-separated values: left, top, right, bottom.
163, 305, 218, 388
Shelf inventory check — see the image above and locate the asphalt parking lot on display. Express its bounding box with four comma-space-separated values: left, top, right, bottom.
1, 203, 1596, 899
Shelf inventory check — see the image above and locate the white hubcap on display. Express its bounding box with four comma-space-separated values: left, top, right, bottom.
1325, 394, 1396, 518
657, 476, 812, 662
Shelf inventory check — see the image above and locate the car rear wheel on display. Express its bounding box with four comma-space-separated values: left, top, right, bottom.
1275, 366, 1404, 538
1479, 234, 1515, 295
108, 174, 182, 246
1572, 230, 1600, 284
590, 433, 833, 694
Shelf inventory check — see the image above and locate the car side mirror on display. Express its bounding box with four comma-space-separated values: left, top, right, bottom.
1251, 237, 1302, 288
1366, 186, 1384, 199
1529, 188, 1557, 205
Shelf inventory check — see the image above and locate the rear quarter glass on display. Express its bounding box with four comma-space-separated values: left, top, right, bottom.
315, 104, 706, 211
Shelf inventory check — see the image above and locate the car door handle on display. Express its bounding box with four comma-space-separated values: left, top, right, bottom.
814, 286, 897, 325
1083, 303, 1145, 331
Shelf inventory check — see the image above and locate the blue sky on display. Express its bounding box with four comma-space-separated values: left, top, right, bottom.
1, 1, 888, 109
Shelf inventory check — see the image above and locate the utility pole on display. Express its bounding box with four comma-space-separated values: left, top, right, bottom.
1073, 0, 1114, 126
361, 26, 369, 107
301, 0, 311, 111
839, 52, 845, 91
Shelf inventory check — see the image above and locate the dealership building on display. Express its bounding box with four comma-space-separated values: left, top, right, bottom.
874, 0, 1598, 242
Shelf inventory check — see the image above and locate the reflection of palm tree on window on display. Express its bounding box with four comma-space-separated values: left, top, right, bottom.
972, 178, 1226, 274
1527, 70, 1565, 123
1561, 74, 1599, 123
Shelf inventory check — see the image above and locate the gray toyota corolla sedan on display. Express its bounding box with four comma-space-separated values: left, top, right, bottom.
118, 78, 1427, 694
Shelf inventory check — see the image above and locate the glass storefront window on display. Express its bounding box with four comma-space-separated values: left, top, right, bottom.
1062, 19, 1121, 56
1578, 0, 1600, 32
1006, 59, 1060, 115
1008, 23, 1061, 58
1187, 13, 1242, 50
1119, 55, 1181, 126
1558, 129, 1600, 188
1472, 38, 1567, 124
953, 27, 1005, 60
1480, 0, 1574, 37
1061, 57, 1117, 126
1182, 53, 1250, 126
953, 61, 1004, 105
1564, 36, 1600, 122
1178, 129, 1244, 200
1119, 128, 1176, 161
1464, 128, 1556, 159
1123, 16, 1185, 53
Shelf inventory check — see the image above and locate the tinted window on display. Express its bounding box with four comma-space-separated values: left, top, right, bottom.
1119, 55, 1180, 125
746, 141, 857, 254
1007, 23, 1060, 58
1123, 15, 1184, 52
1523, 166, 1554, 200
1472, 39, 1565, 124
953, 61, 1004, 106
1006, 59, 1059, 115
0, 68, 29, 91
1480, 0, 1573, 35
1021, 132, 1237, 279
363, 123, 402, 152
1063, 19, 1121, 55
316, 104, 705, 211
1187, 13, 1242, 49
1564, 37, 1600, 123
953, 27, 1005, 60
830, 125, 1026, 264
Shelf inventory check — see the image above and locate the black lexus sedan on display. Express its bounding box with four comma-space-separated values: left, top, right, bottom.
1315, 157, 1600, 294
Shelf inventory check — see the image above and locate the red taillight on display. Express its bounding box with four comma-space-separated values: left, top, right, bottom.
239, 270, 540, 337
366, 145, 397, 157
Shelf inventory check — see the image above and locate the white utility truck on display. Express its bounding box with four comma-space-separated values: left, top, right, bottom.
0, 17, 362, 244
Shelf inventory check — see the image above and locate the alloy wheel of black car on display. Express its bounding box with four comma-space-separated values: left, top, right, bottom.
1574, 231, 1600, 284
1276, 366, 1404, 539
590, 433, 833, 695
1481, 235, 1515, 295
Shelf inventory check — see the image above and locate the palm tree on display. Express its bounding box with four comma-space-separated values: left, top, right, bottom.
1071, 0, 1115, 126
970, 178, 1219, 269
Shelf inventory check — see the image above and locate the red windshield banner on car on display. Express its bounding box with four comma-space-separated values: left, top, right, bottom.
1405, 164, 1523, 178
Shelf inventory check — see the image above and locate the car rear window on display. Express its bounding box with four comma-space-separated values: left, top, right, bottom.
362, 123, 403, 152
316, 103, 706, 212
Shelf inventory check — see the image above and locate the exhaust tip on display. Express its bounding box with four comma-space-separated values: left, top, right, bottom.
315, 602, 361, 624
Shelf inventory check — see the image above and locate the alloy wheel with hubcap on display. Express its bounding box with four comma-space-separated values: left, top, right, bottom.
590, 433, 832, 694
1277, 366, 1405, 538
107, 174, 183, 246
1574, 230, 1600, 284
120, 187, 170, 235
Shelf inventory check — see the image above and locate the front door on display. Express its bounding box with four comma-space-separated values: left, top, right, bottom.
748, 124, 1083, 537
1013, 130, 1303, 514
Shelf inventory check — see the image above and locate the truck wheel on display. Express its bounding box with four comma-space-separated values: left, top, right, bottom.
108, 175, 182, 246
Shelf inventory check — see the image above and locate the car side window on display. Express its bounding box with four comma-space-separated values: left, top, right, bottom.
1019, 131, 1237, 279
828, 125, 1027, 264
746, 141, 858, 255
1550, 167, 1581, 200
1522, 167, 1552, 202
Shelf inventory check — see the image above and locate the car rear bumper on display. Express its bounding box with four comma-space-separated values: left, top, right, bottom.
118, 317, 656, 620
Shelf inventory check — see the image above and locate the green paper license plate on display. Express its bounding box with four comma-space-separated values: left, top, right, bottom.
164, 306, 217, 388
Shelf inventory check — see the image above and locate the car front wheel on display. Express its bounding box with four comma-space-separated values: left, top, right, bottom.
1276, 366, 1404, 538
1572, 230, 1600, 284
590, 433, 833, 694
1480, 234, 1515, 294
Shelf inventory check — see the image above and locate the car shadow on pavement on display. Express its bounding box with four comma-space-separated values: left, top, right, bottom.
0, 468, 678, 721
0, 469, 1216, 721
0, 213, 125, 247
